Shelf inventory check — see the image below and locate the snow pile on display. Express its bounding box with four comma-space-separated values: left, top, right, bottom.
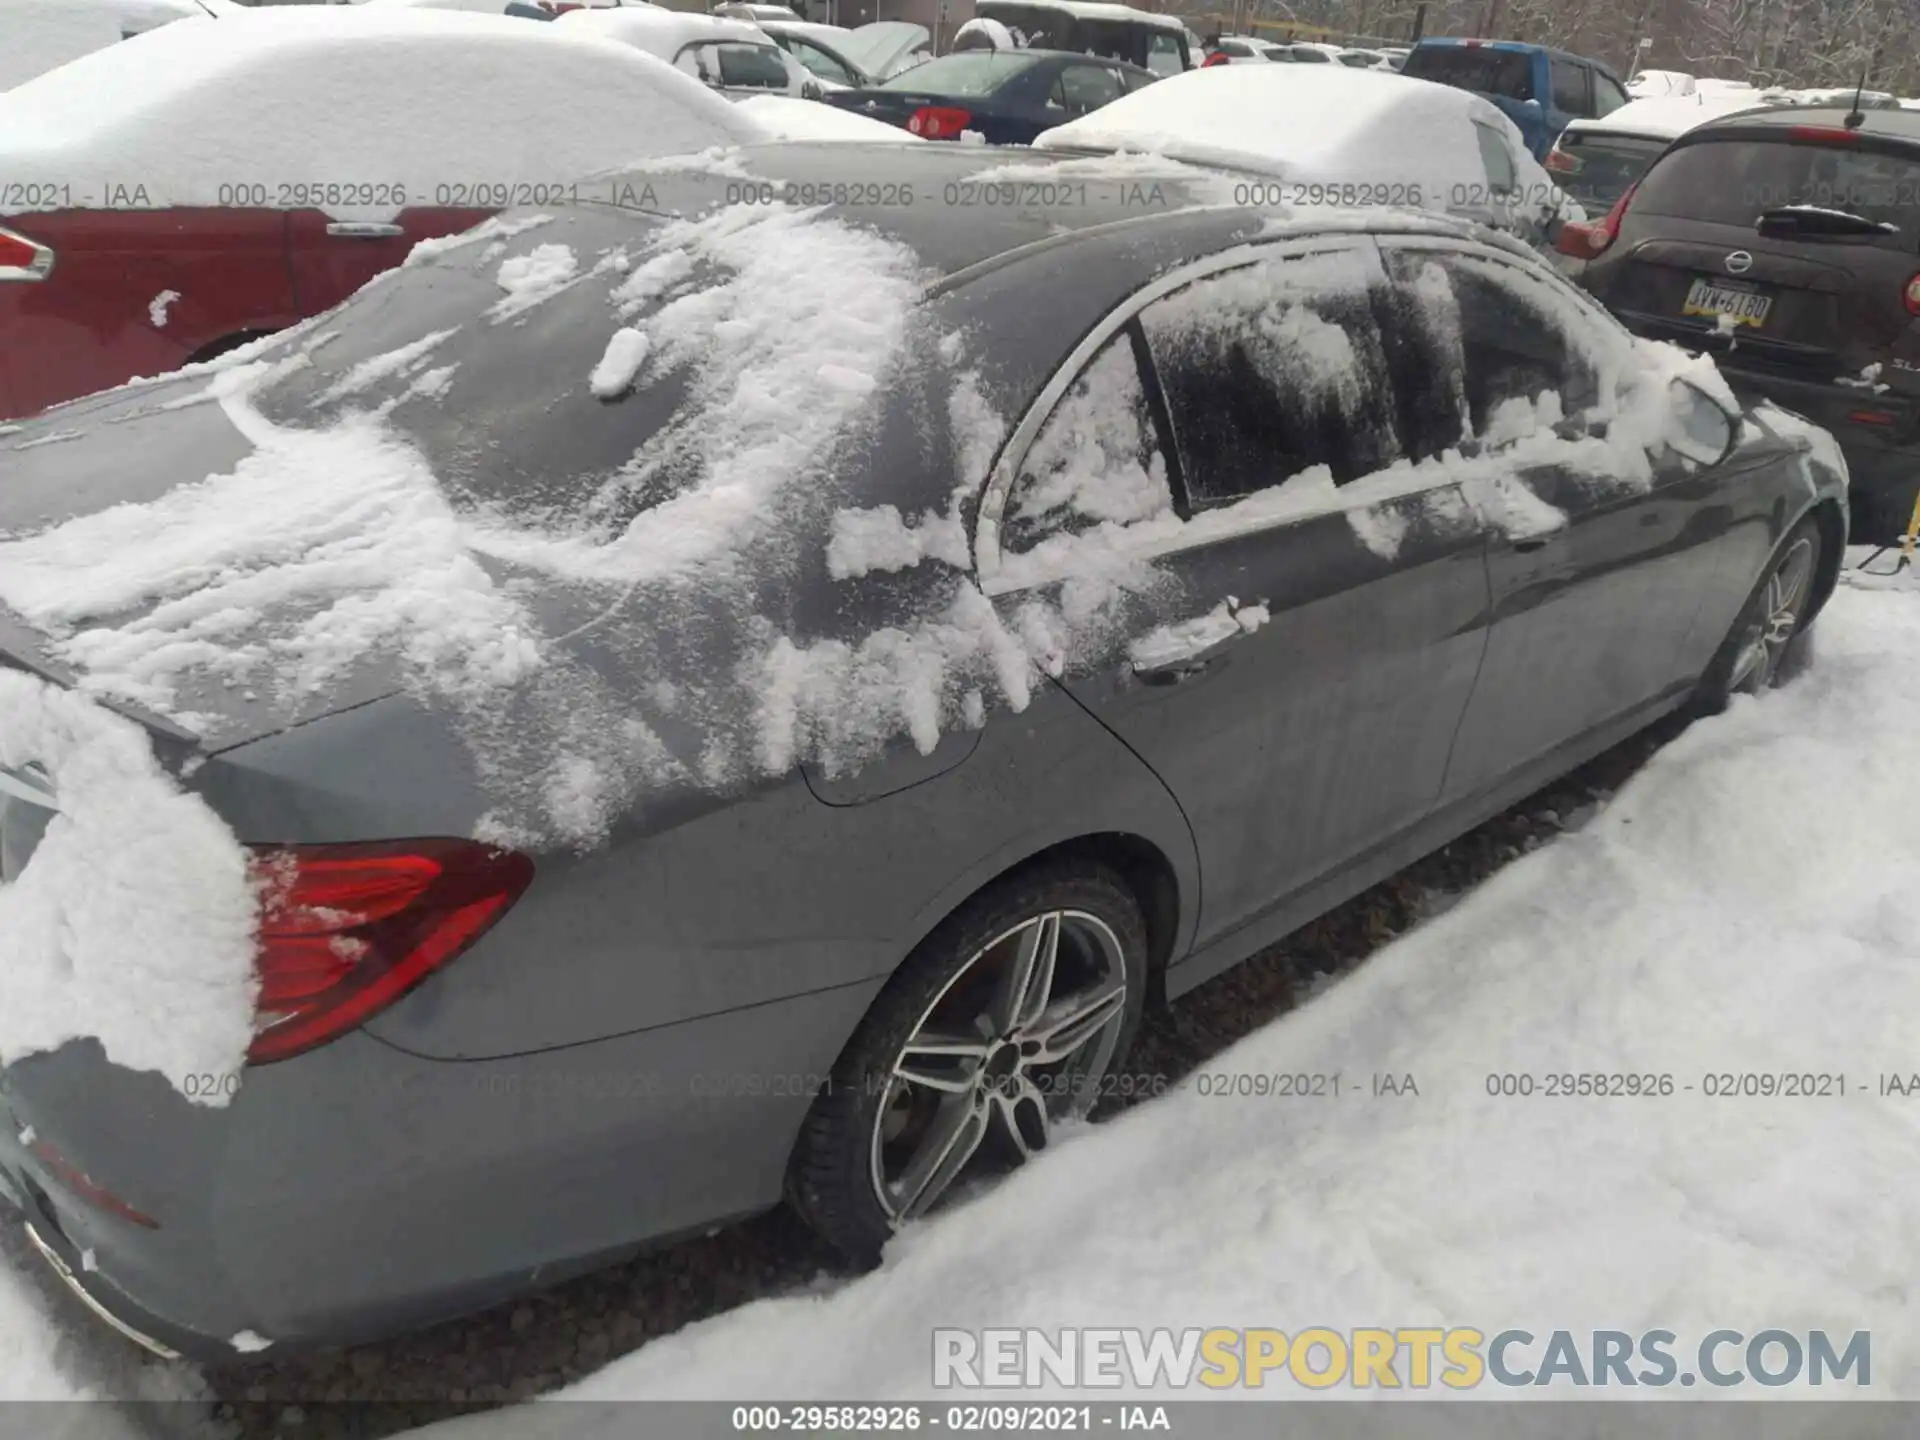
0, 363, 542, 722
408, 581, 1920, 1415
0, 8, 759, 220
0, 670, 257, 1100
491, 245, 581, 323
734, 93, 924, 142
588, 327, 652, 399
0, 0, 207, 94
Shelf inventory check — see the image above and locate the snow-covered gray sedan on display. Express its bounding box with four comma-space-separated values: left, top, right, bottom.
0, 140, 1844, 1360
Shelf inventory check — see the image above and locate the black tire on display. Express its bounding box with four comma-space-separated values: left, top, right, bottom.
1695, 515, 1823, 713
787, 861, 1149, 1265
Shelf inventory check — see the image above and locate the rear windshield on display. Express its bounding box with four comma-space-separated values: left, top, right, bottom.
1557, 133, 1665, 210
1402, 46, 1534, 100
1634, 136, 1920, 243
877, 50, 1040, 93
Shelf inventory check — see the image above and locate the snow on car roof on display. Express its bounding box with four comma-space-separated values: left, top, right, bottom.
1034, 64, 1516, 190
1562, 92, 1767, 142
0, 0, 213, 93
557, 6, 780, 57
979, 0, 1190, 33
734, 92, 922, 140
0, 8, 759, 217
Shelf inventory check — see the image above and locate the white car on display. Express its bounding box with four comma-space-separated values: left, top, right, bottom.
1544, 92, 1767, 222
751, 17, 874, 88
1034, 63, 1580, 250
1625, 67, 1694, 98
1203, 34, 1289, 64
556, 7, 819, 97
1280, 40, 1343, 63
1335, 47, 1395, 70
0, 0, 235, 92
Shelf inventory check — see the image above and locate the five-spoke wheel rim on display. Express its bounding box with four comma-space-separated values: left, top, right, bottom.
870, 910, 1130, 1226
1730, 534, 1816, 693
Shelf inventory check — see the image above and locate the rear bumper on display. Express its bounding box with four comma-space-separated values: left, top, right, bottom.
0, 979, 879, 1362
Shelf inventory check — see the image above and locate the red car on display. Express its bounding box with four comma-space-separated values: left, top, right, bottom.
0, 6, 757, 419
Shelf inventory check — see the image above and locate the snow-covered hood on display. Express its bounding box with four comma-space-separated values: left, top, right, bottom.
838, 20, 929, 78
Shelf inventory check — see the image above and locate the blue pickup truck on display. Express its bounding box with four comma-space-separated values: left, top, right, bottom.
1400, 39, 1630, 160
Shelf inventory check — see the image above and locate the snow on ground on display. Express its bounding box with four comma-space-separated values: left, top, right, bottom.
397, 578, 1920, 1426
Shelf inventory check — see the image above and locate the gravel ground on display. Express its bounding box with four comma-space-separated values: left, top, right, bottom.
154, 720, 1675, 1440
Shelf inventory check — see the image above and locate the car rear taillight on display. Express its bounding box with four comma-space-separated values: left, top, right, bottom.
908, 105, 972, 139
0, 224, 53, 281
538, 1, 585, 11
1584, 180, 1639, 256
1905, 272, 1920, 316
1788, 124, 1859, 145
1544, 144, 1580, 174
1848, 410, 1897, 426
246, 839, 534, 1064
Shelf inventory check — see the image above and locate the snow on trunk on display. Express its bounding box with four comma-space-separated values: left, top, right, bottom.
0, 671, 256, 1102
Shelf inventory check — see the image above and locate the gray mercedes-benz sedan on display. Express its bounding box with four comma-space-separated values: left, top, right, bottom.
0, 141, 1845, 1360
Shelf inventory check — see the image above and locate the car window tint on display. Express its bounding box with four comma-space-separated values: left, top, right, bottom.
791, 39, 856, 84
1402, 46, 1533, 99
876, 50, 1041, 93
1634, 137, 1920, 245
1056, 63, 1125, 113
1473, 122, 1518, 192
1005, 335, 1174, 554
1551, 59, 1590, 114
1140, 252, 1402, 503
1379, 247, 1604, 453
1555, 133, 1664, 210
1145, 31, 1186, 74
1593, 71, 1629, 114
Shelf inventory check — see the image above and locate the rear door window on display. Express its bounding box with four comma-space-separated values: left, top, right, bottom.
1474, 122, 1519, 193
1145, 30, 1187, 74
1402, 46, 1535, 100
1593, 71, 1629, 115
1551, 59, 1591, 115
1633, 137, 1920, 247
1054, 63, 1126, 114
1140, 250, 1404, 502
1003, 335, 1174, 554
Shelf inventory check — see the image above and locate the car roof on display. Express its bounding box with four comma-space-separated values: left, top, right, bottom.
976, 0, 1190, 33
1413, 36, 1615, 67
1561, 93, 1769, 142
582, 140, 1507, 280
558, 7, 777, 53
1031, 61, 1516, 178
1687, 102, 1920, 143
0, 7, 757, 205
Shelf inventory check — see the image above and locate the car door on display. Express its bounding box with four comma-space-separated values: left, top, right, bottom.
980, 238, 1492, 948
1375, 238, 1739, 808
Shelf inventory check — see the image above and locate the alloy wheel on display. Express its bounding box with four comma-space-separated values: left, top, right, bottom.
869, 910, 1130, 1225
1729, 533, 1816, 693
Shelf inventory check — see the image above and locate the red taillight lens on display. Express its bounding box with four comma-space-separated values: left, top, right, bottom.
1788, 124, 1859, 145
1586, 180, 1639, 256
1904, 272, 1920, 316
1848, 410, 1896, 426
539, 1, 586, 11
908, 105, 972, 139
246, 839, 533, 1064
1554, 220, 1596, 256
0, 225, 53, 281
1544, 145, 1580, 174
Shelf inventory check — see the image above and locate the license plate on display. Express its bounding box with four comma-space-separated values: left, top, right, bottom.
1682, 277, 1772, 328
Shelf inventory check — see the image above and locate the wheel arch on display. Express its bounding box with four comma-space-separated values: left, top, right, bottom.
1799, 496, 1846, 629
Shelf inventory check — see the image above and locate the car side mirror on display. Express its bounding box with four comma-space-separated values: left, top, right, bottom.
802, 79, 825, 100
1664, 376, 1740, 467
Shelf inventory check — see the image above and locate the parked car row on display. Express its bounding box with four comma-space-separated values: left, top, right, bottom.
0, 127, 1845, 1364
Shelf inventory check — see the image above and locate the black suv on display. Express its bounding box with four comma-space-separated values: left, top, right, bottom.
1580, 104, 1920, 540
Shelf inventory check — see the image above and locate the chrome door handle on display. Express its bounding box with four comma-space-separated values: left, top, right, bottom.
325, 222, 405, 239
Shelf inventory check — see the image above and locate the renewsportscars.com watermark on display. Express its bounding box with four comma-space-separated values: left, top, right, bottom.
932, 1328, 1871, 1390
